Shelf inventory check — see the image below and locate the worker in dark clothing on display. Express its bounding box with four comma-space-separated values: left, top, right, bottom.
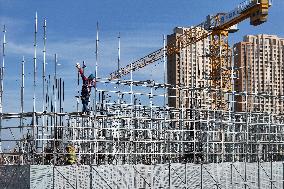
76, 63, 96, 112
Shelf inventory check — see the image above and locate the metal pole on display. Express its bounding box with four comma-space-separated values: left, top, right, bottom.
42, 18, 47, 165
33, 12, 38, 112
47, 75, 50, 131
53, 54, 57, 161
118, 32, 120, 72
94, 22, 99, 115
163, 35, 166, 107
20, 56, 25, 164
117, 32, 121, 105
92, 22, 99, 162
54, 54, 57, 113
130, 63, 133, 104
0, 24, 6, 113
21, 56, 25, 127
32, 12, 38, 163
269, 114, 273, 189
63, 80, 64, 113
95, 22, 99, 79
244, 45, 248, 189
43, 18, 46, 112
163, 34, 167, 163
59, 78, 62, 128
0, 25, 6, 155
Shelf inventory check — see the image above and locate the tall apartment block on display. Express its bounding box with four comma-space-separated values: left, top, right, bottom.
234, 34, 284, 114
167, 27, 210, 109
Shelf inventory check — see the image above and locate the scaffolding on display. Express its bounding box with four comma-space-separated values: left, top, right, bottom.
1, 73, 284, 165
1, 10, 284, 188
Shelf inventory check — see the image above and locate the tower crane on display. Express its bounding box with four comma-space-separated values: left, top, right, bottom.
109, 0, 271, 109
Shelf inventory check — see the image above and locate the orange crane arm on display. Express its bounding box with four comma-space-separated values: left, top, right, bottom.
109, 0, 271, 80
109, 23, 211, 80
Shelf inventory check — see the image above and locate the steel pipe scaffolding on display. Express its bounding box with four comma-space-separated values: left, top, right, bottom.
1, 9, 284, 188
1, 76, 284, 166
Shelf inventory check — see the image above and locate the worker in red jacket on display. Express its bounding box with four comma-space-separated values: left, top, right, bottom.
76, 63, 96, 112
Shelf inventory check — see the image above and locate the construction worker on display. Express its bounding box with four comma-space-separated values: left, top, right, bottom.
76, 63, 96, 113
65, 145, 77, 165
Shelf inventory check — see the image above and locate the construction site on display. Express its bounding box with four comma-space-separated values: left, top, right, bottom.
1, 0, 284, 188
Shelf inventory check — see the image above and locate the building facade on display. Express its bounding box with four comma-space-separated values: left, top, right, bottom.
234, 34, 284, 114
167, 27, 211, 109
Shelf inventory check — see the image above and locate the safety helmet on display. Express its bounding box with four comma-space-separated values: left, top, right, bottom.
88, 74, 95, 80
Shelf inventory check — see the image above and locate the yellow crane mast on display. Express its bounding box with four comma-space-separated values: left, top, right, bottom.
109, 0, 271, 110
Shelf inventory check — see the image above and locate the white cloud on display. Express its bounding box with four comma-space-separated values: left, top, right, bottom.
6, 41, 34, 56
4, 30, 164, 77
0, 16, 28, 34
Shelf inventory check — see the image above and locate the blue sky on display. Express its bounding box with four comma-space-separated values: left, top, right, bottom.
0, 0, 283, 113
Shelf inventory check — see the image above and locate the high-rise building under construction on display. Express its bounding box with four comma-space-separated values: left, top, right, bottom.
167, 27, 211, 109
234, 34, 284, 114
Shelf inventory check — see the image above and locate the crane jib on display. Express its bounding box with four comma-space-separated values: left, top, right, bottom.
109, 0, 271, 80
110, 48, 164, 79
219, 0, 256, 26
